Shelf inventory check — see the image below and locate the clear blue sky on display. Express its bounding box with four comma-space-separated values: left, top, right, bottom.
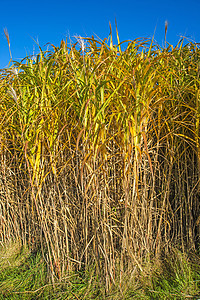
0, 0, 200, 69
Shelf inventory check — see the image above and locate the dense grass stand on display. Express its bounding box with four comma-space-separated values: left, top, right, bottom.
0, 29, 200, 299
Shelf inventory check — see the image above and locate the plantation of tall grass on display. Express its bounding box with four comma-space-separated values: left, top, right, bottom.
0, 25, 200, 294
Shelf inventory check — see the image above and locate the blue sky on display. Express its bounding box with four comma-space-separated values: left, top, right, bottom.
0, 0, 200, 69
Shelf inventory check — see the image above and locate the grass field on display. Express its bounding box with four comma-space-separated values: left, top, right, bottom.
0, 25, 200, 298
0, 241, 200, 299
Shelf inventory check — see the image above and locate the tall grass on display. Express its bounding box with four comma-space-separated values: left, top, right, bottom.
0, 27, 200, 291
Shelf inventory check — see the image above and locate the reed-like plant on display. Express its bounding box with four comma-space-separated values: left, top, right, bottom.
0, 26, 199, 290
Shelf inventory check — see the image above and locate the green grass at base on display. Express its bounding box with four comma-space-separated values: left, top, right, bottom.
0, 242, 200, 299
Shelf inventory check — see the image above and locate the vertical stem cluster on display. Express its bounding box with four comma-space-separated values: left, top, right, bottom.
0, 34, 199, 287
